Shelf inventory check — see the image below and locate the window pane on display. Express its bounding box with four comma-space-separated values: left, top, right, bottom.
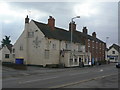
13, 48, 15, 53
112, 51, 115, 54
20, 45, 23, 51
5, 54, 9, 58
45, 50, 49, 59
28, 32, 34, 38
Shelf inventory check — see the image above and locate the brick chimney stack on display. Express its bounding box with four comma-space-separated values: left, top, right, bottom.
82, 27, 88, 34
92, 32, 96, 38
69, 21, 76, 31
25, 15, 29, 23
48, 16, 55, 30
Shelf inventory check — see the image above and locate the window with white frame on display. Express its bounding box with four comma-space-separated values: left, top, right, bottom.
88, 42, 90, 47
96, 42, 98, 49
13, 54, 15, 58
88, 39, 90, 48
92, 41, 94, 48
103, 44, 104, 50
99, 43, 101, 49
78, 44, 81, 51
65, 43, 70, 50
5, 54, 9, 58
20, 45, 23, 51
28, 32, 34, 38
13, 48, 15, 53
52, 43, 56, 49
65, 43, 68, 49
112, 51, 115, 54
45, 50, 49, 59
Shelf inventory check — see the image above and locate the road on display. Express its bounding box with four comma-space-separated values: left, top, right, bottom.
2, 63, 119, 88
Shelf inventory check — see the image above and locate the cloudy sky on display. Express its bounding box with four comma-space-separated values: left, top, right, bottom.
0, 0, 118, 47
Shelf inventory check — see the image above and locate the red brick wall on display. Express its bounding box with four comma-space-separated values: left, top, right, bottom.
85, 38, 106, 62
48, 16, 55, 30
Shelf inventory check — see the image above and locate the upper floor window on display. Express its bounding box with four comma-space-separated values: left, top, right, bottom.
88, 39, 90, 42
13, 48, 15, 53
87, 40, 90, 47
112, 51, 115, 54
13, 54, 15, 58
52, 44, 56, 49
5, 54, 9, 58
65, 43, 70, 50
20, 45, 23, 51
96, 42, 98, 49
28, 32, 34, 38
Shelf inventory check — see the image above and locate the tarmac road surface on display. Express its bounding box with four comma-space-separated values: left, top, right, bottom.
2, 63, 119, 88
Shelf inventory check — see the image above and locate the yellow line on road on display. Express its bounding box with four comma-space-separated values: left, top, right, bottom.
49, 73, 117, 88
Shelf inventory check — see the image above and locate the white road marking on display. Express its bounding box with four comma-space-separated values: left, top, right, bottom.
19, 76, 58, 84
100, 69, 103, 72
50, 73, 117, 88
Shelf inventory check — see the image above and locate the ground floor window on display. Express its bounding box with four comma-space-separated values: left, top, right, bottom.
5, 54, 9, 58
70, 59, 73, 65
45, 50, 49, 59
84, 58, 87, 63
74, 58, 77, 63
109, 57, 114, 60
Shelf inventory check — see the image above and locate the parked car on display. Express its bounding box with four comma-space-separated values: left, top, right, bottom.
116, 62, 120, 68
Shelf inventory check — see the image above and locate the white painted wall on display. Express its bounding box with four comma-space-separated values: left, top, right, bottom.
13, 20, 87, 67
13, 25, 28, 64
0, 46, 12, 62
108, 48, 118, 56
107, 47, 119, 62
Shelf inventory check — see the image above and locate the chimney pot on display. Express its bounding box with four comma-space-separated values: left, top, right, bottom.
92, 32, 96, 38
69, 21, 76, 31
25, 15, 29, 23
82, 27, 88, 34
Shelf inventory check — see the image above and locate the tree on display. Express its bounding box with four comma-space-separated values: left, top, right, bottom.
1, 36, 11, 48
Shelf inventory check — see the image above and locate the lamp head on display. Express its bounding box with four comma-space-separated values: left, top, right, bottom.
76, 16, 80, 18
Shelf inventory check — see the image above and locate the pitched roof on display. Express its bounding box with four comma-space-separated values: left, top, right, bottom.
0, 44, 13, 53
6, 44, 13, 53
109, 44, 120, 52
33, 20, 105, 44
74, 30, 105, 43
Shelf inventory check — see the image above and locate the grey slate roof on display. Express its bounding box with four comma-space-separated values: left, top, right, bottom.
33, 20, 105, 45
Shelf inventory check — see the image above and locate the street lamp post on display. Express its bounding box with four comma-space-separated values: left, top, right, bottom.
106, 37, 109, 48
70, 16, 80, 59
106, 37, 109, 63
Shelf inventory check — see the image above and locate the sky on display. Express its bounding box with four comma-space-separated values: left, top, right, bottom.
0, 0, 118, 48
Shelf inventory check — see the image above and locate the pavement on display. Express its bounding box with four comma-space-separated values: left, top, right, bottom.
2, 65, 83, 79
2, 63, 114, 79
2, 63, 119, 88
